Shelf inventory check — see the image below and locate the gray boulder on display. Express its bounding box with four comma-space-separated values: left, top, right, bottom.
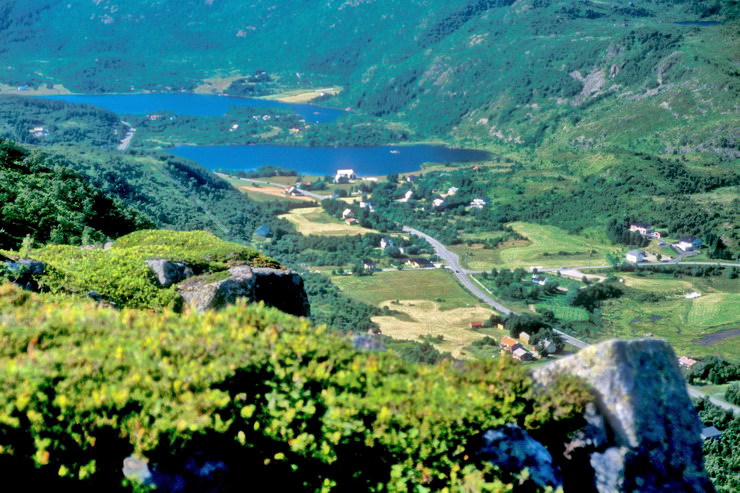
177, 265, 310, 317
476, 424, 562, 489
2, 259, 45, 291
146, 259, 194, 287
534, 339, 712, 493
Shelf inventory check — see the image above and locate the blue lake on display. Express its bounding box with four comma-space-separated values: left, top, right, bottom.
41, 93, 491, 174
42, 93, 346, 123
166, 144, 492, 176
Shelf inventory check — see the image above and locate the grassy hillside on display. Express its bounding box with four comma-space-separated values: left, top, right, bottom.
0, 1, 736, 155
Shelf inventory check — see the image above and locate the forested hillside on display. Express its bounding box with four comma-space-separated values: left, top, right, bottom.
0, 0, 736, 155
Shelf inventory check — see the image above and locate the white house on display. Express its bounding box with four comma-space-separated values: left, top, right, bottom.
625, 250, 645, 263
400, 190, 414, 202
531, 275, 548, 286
342, 208, 354, 219
676, 236, 701, 252
359, 201, 374, 211
334, 169, 356, 183
380, 237, 395, 249
432, 198, 445, 208
629, 222, 652, 235
469, 198, 487, 209
446, 187, 459, 196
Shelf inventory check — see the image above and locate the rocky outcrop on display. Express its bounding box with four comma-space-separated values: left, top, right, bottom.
533, 339, 712, 493
146, 259, 194, 287
475, 424, 561, 489
2, 259, 45, 291
177, 265, 310, 317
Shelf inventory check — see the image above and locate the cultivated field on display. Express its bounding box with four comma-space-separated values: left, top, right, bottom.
600, 273, 740, 362
372, 301, 497, 358
278, 207, 378, 236
238, 185, 316, 202
453, 222, 615, 270
496, 222, 615, 269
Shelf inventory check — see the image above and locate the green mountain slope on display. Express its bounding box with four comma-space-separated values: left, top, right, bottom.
1, 0, 737, 154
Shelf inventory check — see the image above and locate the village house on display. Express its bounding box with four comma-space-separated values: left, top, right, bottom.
539, 339, 558, 355
254, 225, 271, 238
362, 259, 376, 271
345, 217, 358, 226
406, 175, 418, 182
531, 275, 548, 286
400, 190, 414, 202
700, 426, 722, 441
629, 221, 652, 235
341, 208, 354, 219
678, 356, 699, 369
676, 236, 702, 252
359, 201, 374, 211
468, 321, 484, 329
229, 123, 239, 132
406, 257, 434, 269
469, 198, 487, 209
29, 126, 48, 138
625, 250, 645, 263
380, 237, 395, 249
446, 187, 459, 196
512, 347, 533, 361
284, 186, 302, 196
334, 169, 356, 183
519, 332, 531, 344
432, 198, 445, 209
147, 114, 163, 121
500, 336, 521, 353
651, 231, 669, 239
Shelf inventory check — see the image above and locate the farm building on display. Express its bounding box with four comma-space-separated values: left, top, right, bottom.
512, 348, 533, 361
380, 237, 395, 249
500, 336, 521, 353
406, 258, 434, 269
700, 426, 722, 441
519, 332, 531, 344
678, 356, 699, 369
629, 222, 652, 235
676, 236, 702, 252
625, 250, 645, 263
469, 321, 484, 329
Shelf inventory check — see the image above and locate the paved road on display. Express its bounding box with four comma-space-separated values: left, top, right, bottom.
117, 125, 136, 151
404, 225, 738, 412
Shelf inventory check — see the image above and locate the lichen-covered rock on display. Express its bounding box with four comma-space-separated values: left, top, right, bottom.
177, 265, 310, 317
534, 339, 712, 493
475, 424, 562, 489
2, 259, 45, 291
146, 259, 194, 287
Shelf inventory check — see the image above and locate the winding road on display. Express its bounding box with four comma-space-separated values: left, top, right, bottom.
215, 170, 740, 412
403, 225, 740, 413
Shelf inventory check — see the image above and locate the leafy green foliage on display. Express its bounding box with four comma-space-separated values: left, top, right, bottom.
0, 283, 591, 491
0, 96, 123, 147
686, 356, 740, 385
0, 139, 151, 250
29, 230, 278, 309
695, 398, 740, 493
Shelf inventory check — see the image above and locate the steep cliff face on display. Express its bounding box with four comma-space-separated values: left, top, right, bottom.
534, 339, 712, 492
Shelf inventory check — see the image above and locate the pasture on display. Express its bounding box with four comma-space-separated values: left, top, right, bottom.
278, 207, 378, 236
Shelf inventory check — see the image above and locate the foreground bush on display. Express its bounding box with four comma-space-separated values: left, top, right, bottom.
24, 230, 279, 309
0, 284, 590, 491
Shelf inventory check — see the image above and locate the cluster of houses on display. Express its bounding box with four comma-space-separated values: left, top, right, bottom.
629, 221, 701, 252
400, 184, 488, 211
379, 237, 435, 268
334, 169, 356, 183
458, 325, 561, 361
341, 208, 358, 226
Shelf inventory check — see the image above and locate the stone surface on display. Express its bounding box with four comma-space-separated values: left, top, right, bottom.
2, 259, 45, 291
476, 424, 561, 488
534, 339, 712, 493
177, 265, 310, 317
146, 259, 194, 288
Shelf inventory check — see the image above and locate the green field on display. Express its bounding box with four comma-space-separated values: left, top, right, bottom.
601, 274, 740, 362
278, 207, 378, 236
496, 223, 616, 269
333, 269, 486, 311
454, 223, 617, 271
